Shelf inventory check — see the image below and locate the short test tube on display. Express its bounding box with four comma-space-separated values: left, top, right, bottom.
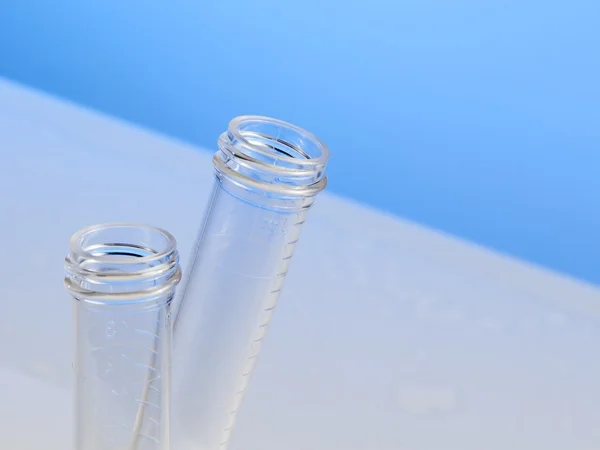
172, 116, 330, 450
64, 224, 181, 450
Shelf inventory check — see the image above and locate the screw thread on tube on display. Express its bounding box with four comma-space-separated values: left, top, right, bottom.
172, 116, 330, 450
65, 224, 181, 450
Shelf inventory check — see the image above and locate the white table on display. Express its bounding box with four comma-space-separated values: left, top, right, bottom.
1, 78, 600, 450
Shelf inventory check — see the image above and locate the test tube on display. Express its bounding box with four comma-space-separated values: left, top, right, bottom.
172, 116, 330, 450
64, 224, 181, 450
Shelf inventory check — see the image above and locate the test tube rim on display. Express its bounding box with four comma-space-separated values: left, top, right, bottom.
228, 115, 330, 167
65, 223, 181, 304
68, 222, 177, 266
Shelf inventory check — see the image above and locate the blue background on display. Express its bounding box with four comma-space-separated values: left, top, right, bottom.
1, 0, 599, 284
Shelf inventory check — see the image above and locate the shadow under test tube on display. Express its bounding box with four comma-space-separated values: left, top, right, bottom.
64, 224, 181, 450
172, 116, 330, 450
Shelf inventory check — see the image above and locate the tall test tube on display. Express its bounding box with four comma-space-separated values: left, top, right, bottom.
172, 116, 330, 450
65, 224, 181, 450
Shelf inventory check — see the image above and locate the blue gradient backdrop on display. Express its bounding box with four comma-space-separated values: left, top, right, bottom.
1, 1, 599, 284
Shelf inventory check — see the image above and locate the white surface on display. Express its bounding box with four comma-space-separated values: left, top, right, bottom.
1, 78, 600, 450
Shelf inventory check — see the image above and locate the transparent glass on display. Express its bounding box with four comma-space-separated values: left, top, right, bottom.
172, 116, 330, 450
64, 224, 182, 450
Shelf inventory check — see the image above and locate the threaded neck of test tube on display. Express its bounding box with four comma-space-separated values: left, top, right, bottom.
215, 115, 330, 197
64, 223, 181, 303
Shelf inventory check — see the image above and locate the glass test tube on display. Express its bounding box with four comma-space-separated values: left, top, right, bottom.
172, 116, 330, 450
64, 224, 181, 450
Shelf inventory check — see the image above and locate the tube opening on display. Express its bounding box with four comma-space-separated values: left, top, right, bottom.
230, 116, 328, 163
71, 223, 176, 264
216, 116, 330, 197
65, 223, 181, 302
